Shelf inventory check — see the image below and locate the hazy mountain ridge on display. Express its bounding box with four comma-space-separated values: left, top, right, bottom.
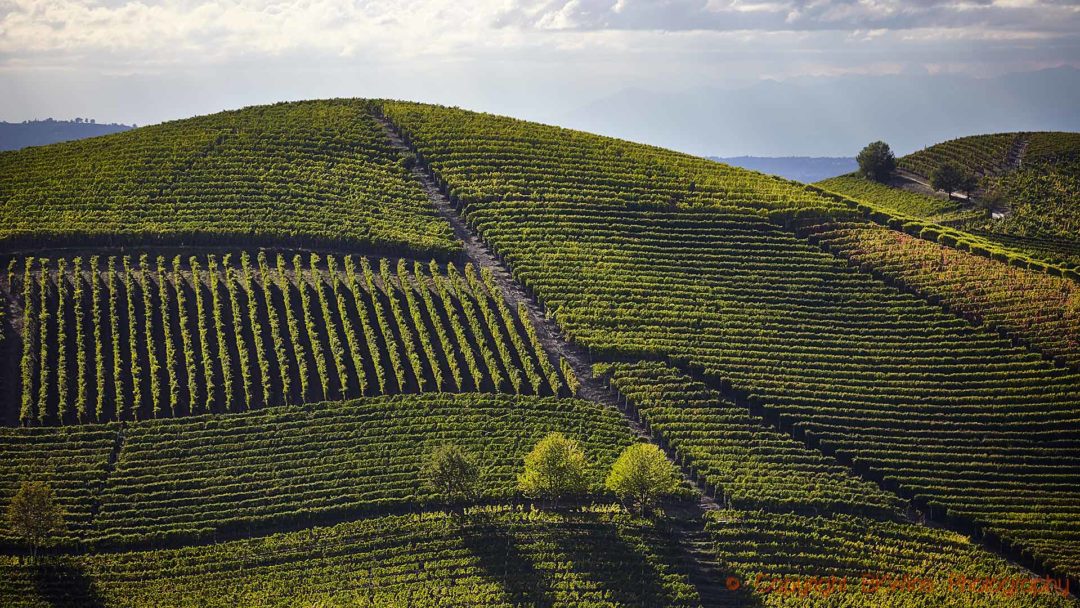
562, 67, 1080, 157
0, 119, 133, 151
711, 156, 856, 182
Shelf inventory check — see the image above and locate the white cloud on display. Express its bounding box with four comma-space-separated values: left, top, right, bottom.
0, 0, 517, 65
1, 0, 1076, 71
0, 0, 1076, 133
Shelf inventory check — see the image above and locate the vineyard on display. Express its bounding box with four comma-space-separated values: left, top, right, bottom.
383, 100, 1080, 582
900, 133, 1019, 178
807, 223, 1080, 367
889, 131, 1080, 266
0, 101, 457, 256
600, 361, 1079, 606
0, 100, 1078, 607
0, 394, 632, 547
815, 174, 969, 221
0, 507, 704, 608
597, 361, 902, 517
2, 252, 563, 425
707, 509, 1076, 608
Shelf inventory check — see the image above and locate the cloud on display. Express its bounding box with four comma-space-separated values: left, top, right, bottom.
0, 0, 513, 66
0, 0, 1077, 130
494, 0, 1080, 34
1, 0, 1076, 72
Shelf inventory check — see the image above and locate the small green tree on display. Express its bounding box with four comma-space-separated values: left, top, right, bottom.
857, 141, 896, 183
605, 443, 680, 515
930, 163, 971, 199
518, 433, 590, 507
422, 444, 480, 508
6, 480, 65, 561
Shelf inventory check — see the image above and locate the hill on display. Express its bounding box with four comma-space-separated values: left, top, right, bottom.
818, 132, 1080, 266
0, 100, 1078, 607
0, 119, 133, 152
0, 101, 455, 255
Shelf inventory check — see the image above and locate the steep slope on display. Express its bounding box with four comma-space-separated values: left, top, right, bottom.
901, 133, 1021, 178
0, 394, 635, 548
1, 507, 706, 608
1, 100, 1078, 607
815, 174, 970, 222
383, 101, 1080, 582
807, 223, 1080, 368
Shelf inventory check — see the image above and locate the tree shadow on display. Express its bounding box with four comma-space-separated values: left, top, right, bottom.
461, 516, 556, 608
550, 518, 677, 607
34, 560, 104, 608
461, 511, 701, 607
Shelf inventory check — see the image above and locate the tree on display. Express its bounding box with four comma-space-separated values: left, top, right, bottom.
857, 141, 896, 183
422, 444, 480, 508
517, 433, 590, 507
930, 163, 972, 199
959, 173, 980, 198
6, 481, 65, 561
605, 443, 680, 515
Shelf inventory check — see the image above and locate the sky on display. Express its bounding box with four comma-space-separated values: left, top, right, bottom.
2, 0, 1079, 156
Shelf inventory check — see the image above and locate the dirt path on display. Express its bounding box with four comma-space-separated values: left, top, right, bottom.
375, 116, 744, 606
891, 169, 969, 201
1005, 133, 1031, 171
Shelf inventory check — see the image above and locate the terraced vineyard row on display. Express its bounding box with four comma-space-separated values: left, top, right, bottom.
707, 510, 1075, 608
892, 131, 1080, 267
5, 252, 561, 425
598, 361, 901, 516
599, 361, 1079, 607
959, 226, 1080, 269
0, 424, 117, 541
0, 100, 457, 256
381, 104, 852, 221
900, 133, 1018, 178
980, 159, 1080, 247
808, 222, 1080, 367
1024, 132, 1080, 164
815, 174, 968, 221
382, 101, 1080, 581
811, 175, 1080, 274
1, 507, 704, 608
0, 393, 631, 546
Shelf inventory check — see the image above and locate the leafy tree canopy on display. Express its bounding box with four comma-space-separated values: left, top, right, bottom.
930, 163, 978, 198
857, 141, 897, 183
422, 444, 480, 504
605, 443, 680, 515
6, 480, 65, 559
517, 433, 590, 506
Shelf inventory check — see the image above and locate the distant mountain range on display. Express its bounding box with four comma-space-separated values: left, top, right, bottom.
560, 66, 1080, 157
0, 119, 133, 151
711, 156, 856, 183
